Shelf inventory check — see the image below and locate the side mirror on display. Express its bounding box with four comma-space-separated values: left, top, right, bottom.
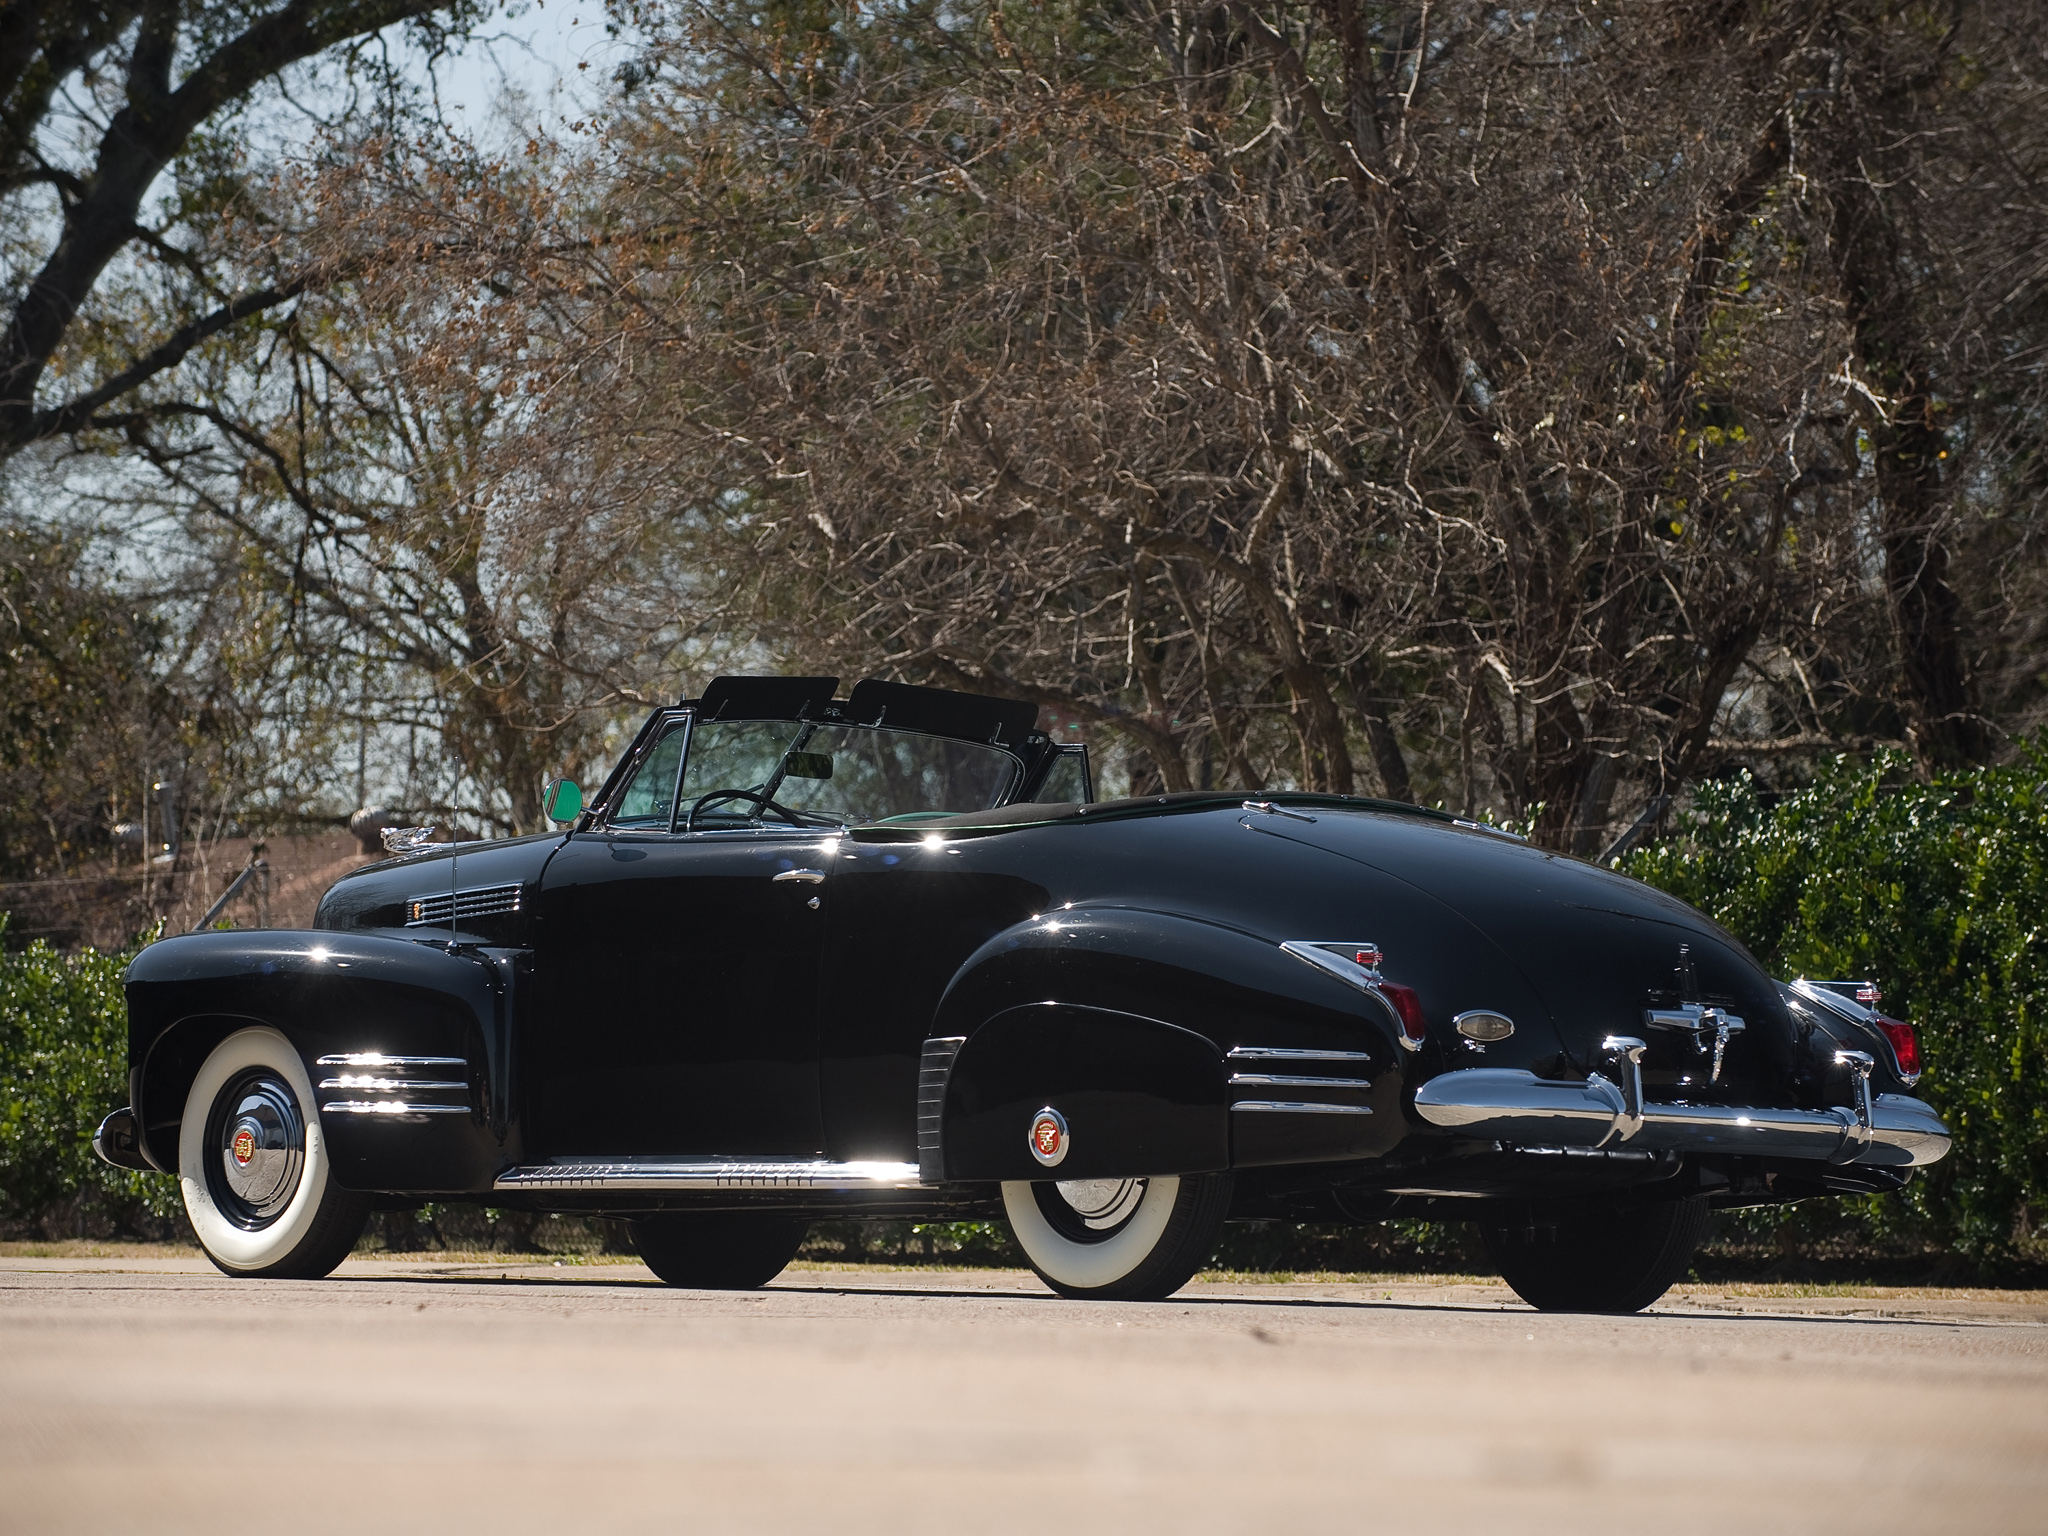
543, 778, 583, 826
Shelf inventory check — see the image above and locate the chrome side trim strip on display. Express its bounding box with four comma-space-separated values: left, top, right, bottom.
493, 1158, 927, 1192
1228, 1072, 1374, 1090
321, 1102, 472, 1115
315, 1054, 468, 1068
1226, 1046, 1374, 1062
916, 1035, 967, 1185
319, 1077, 467, 1093
1230, 1100, 1373, 1116
1411, 1068, 1951, 1167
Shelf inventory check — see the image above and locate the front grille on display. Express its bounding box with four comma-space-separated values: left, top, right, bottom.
406, 883, 523, 927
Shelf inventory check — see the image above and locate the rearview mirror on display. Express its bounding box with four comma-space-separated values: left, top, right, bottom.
783, 751, 833, 780
543, 778, 583, 825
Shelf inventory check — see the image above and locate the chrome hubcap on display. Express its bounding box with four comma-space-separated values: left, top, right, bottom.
1054, 1177, 1146, 1231
214, 1075, 304, 1225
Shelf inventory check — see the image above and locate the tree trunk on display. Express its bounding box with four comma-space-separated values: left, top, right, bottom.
1817, 55, 1990, 770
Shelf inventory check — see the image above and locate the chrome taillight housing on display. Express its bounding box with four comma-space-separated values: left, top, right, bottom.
1377, 981, 1429, 1049
1280, 940, 1431, 1051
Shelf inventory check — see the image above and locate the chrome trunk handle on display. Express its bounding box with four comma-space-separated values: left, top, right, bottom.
771, 868, 826, 884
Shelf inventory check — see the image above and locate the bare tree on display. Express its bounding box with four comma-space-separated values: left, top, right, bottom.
0, 0, 475, 460
509, 0, 1996, 847
25, 0, 2043, 858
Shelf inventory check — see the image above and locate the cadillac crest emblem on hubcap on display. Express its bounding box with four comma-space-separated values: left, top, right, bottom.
231, 1127, 257, 1166
1028, 1107, 1069, 1167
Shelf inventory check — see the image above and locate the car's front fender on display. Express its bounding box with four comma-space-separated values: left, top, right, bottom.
124, 930, 522, 1191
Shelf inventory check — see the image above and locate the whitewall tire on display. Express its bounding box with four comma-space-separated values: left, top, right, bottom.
178, 1027, 369, 1278
1002, 1173, 1231, 1301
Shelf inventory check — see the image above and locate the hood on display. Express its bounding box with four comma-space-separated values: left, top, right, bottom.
314, 832, 565, 944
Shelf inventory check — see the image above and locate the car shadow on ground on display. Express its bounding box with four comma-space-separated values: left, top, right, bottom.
307, 1270, 2031, 1327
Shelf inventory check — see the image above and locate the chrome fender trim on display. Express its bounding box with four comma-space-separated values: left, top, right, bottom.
1411, 1069, 1951, 1168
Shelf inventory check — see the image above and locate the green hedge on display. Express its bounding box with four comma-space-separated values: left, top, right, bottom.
1626, 748, 2048, 1263
0, 919, 182, 1235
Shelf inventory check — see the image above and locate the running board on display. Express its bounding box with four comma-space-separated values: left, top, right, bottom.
493, 1158, 926, 1193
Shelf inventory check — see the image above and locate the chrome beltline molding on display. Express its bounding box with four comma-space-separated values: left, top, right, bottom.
1412, 1067, 1950, 1168
493, 1158, 927, 1192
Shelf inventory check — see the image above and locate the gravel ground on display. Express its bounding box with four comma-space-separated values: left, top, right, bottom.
3, 1255, 2043, 1534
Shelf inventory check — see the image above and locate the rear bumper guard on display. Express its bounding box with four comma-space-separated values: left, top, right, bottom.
1412, 1034, 1950, 1168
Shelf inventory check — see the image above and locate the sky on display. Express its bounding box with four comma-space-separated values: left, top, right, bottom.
419, 0, 638, 135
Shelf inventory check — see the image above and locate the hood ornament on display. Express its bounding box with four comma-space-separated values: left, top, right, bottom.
380, 825, 439, 855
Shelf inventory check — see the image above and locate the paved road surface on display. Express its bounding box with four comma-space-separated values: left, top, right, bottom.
3, 1257, 2044, 1534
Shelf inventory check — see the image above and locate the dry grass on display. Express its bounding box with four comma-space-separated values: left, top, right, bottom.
1680, 1280, 2048, 1305
0, 1240, 204, 1259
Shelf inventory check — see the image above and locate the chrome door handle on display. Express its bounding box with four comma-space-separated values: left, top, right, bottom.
772, 869, 826, 884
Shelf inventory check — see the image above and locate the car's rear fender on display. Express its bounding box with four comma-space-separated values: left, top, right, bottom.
927, 908, 1409, 1177
932, 906, 1406, 1059
124, 930, 520, 1191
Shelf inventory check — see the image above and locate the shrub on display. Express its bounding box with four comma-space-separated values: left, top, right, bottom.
0, 918, 184, 1237
1626, 747, 2048, 1266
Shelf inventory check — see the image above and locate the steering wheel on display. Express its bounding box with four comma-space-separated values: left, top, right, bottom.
684, 787, 808, 832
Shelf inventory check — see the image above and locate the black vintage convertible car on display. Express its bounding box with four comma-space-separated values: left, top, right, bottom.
97, 676, 1949, 1310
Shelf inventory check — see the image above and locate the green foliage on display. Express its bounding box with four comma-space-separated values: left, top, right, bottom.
0, 919, 182, 1234
1626, 747, 2048, 1263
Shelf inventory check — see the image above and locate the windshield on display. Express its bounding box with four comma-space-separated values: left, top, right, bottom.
674, 719, 1020, 827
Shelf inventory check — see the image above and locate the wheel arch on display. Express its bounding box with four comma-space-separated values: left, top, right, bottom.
135, 1011, 273, 1173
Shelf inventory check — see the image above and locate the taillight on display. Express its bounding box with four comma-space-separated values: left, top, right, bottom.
1378, 981, 1429, 1047
1875, 1015, 1922, 1082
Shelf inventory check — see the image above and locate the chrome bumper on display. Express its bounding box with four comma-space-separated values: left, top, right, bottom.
1411, 1036, 1950, 1169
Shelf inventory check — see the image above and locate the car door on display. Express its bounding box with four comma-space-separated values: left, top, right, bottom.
530, 712, 833, 1158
